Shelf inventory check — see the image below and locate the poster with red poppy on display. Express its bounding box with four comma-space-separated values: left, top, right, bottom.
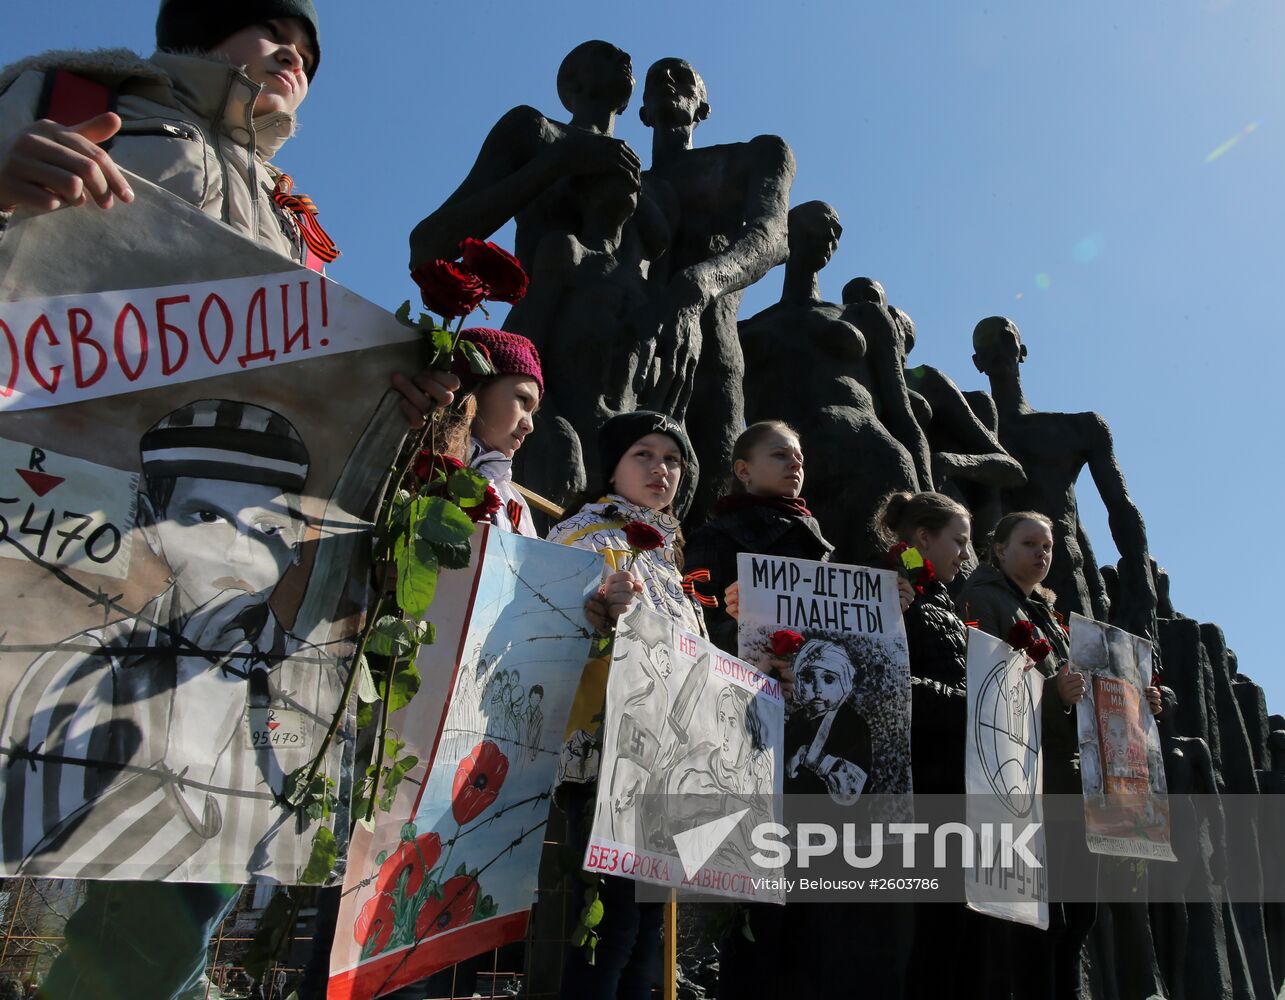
328, 527, 601, 999
1069, 613, 1174, 860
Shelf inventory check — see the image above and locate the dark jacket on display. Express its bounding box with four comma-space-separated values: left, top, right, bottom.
685, 502, 833, 653
905, 579, 969, 794
957, 562, 1080, 794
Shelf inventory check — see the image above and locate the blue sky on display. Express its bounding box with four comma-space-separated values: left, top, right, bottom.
5, 1, 1283, 716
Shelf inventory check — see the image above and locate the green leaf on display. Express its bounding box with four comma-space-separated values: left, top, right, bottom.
458, 338, 496, 375
431, 538, 473, 571
570, 925, 588, 949
356, 700, 374, 730
580, 898, 604, 929
447, 467, 490, 507
415, 621, 437, 645
423, 326, 455, 368
244, 890, 299, 985
300, 826, 338, 884
378, 753, 420, 811
367, 615, 417, 658
356, 655, 380, 704
386, 657, 422, 715
394, 300, 413, 327
415, 496, 475, 546
394, 531, 439, 619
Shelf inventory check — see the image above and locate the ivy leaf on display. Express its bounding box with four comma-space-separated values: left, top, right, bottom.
244, 890, 300, 985
415, 497, 475, 546
580, 898, 604, 929
300, 825, 339, 884
432, 538, 473, 571
389, 657, 422, 715
394, 531, 439, 619
447, 467, 490, 507
422, 326, 455, 369
458, 338, 495, 376
367, 615, 417, 659
378, 754, 420, 811
356, 655, 380, 704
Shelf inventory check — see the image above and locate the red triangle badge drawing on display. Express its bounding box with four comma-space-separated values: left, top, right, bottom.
16, 469, 64, 497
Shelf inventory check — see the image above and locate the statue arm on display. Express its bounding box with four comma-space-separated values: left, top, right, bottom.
861, 307, 933, 489
1084, 415, 1157, 635
914, 368, 1027, 487
675, 135, 795, 303
409, 107, 638, 267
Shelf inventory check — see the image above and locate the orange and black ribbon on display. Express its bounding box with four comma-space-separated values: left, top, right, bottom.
506, 499, 523, 533
272, 173, 340, 264
682, 568, 719, 608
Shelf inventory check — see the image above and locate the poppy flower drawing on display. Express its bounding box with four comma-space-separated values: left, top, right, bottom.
451, 740, 510, 825
354, 891, 395, 955
375, 831, 442, 898
414, 874, 480, 939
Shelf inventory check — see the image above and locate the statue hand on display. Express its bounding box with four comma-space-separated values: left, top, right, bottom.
541, 130, 640, 186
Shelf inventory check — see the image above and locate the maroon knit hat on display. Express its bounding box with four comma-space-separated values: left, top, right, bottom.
458, 328, 544, 396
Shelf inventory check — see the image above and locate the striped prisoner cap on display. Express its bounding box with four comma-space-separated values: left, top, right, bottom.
140, 399, 310, 492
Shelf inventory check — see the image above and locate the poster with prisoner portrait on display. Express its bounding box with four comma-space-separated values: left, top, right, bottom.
736, 553, 911, 817
0, 173, 421, 882
964, 627, 1049, 929
584, 604, 785, 902
1069, 613, 1175, 861
328, 527, 601, 1000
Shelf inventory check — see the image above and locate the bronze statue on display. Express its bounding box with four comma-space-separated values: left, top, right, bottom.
739, 203, 920, 561
637, 57, 795, 525
971, 316, 1157, 639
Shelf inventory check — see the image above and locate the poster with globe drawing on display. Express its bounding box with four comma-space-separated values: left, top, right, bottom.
964, 627, 1048, 929
584, 604, 785, 902
328, 527, 602, 1000
736, 553, 911, 823
1070, 613, 1175, 861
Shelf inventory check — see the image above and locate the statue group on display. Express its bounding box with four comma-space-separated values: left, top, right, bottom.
411, 41, 1284, 1000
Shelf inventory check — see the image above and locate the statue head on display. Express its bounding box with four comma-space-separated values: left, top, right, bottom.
557, 40, 634, 119
971, 316, 1027, 376
889, 305, 916, 356
639, 57, 710, 133
787, 201, 841, 273
841, 276, 886, 307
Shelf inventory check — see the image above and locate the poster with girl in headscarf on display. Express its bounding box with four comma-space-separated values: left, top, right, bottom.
736, 553, 911, 802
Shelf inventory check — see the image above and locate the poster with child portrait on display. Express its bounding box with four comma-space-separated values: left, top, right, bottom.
0, 173, 420, 882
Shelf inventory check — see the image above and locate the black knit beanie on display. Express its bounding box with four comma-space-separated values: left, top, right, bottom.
156, 0, 321, 80
598, 410, 696, 482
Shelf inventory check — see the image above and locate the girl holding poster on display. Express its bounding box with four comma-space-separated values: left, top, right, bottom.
958, 511, 1092, 1000
685, 421, 835, 652
548, 410, 706, 1000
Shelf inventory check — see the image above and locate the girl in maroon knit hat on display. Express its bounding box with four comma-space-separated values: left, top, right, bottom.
457, 328, 545, 537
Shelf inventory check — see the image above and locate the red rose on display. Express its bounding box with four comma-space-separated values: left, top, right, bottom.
461, 239, 529, 305
1027, 639, 1052, 664
1007, 619, 1037, 651
376, 831, 442, 898
415, 874, 480, 939
883, 541, 909, 569
465, 485, 503, 523
770, 629, 806, 657
412, 259, 487, 318
413, 451, 465, 483
354, 891, 395, 954
622, 521, 665, 552
451, 740, 509, 825
919, 560, 936, 585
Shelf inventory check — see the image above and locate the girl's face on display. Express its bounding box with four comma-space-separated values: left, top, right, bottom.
472, 375, 540, 458
734, 429, 804, 498
610, 432, 683, 511
912, 514, 972, 585
996, 519, 1053, 591
210, 19, 314, 116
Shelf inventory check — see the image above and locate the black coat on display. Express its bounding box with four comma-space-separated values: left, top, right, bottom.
905, 579, 969, 794
684, 502, 833, 653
